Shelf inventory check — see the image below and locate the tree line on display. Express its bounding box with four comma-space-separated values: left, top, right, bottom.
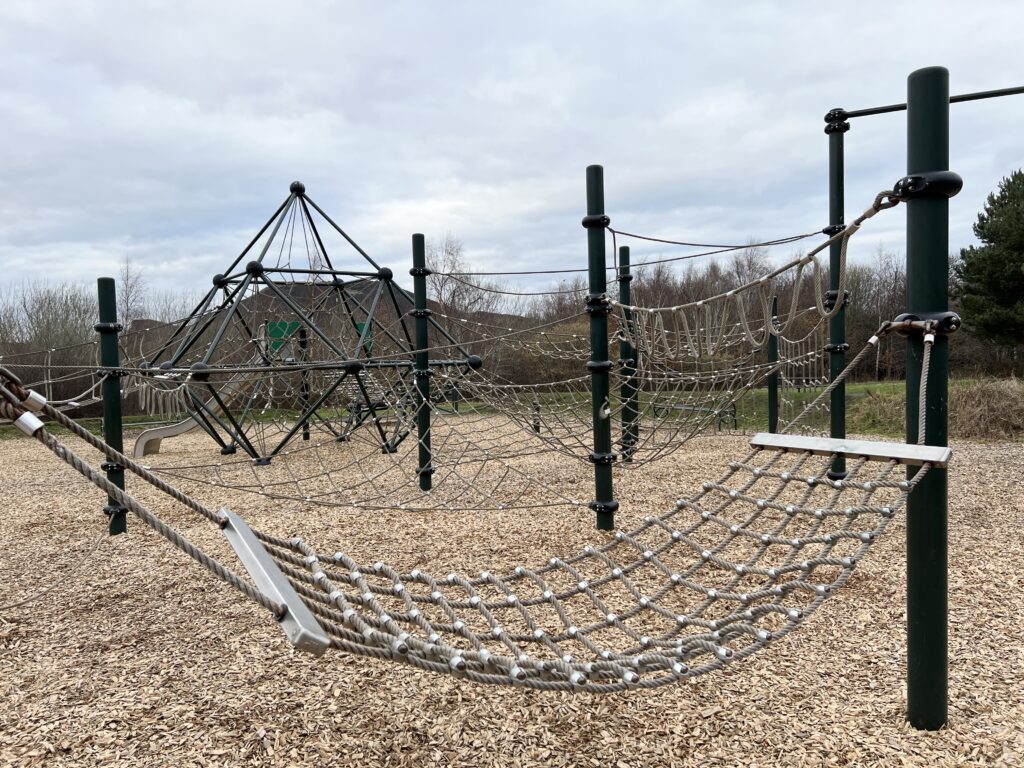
2, 170, 1020, 382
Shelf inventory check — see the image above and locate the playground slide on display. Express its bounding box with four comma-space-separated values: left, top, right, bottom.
132, 367, 259, 458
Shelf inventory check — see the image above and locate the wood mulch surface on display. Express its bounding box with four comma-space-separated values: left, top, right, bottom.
1, 430, 1022, 767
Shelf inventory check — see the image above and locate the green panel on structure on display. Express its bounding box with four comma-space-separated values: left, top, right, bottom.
355, 321, 373, 355
267, 321, 300, 352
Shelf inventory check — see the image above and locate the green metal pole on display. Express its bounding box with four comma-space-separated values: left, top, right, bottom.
824, 108, 849, 478
767, 296, 779, 433
95, 277, 127, 535
411, 234, 433, 492
583, 165, 617, 530
618, 246, 639, 461
905, 65, 950, 731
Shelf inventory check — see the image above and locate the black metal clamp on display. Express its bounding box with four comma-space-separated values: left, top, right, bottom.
93, 321, 123, 334
891, 171, 963, 201
584, 293, 611, 317
95, 367, 130, 379
581, 214, 610, 229
824, 290, 850, 312
588, 451, 617, 466
891, 312, 962, 335
823, 108, 850, 135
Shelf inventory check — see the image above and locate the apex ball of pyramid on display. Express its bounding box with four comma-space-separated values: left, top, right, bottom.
290, 181, 306, 194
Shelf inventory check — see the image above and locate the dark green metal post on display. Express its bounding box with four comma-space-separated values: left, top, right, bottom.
767, 296, 779, 433
618, 246, 639, 462
411, 234, 433, 491
905, 65, 950, 731
583, 165, 617, 530
96, 277, 127, 535
824, 107, 850, 478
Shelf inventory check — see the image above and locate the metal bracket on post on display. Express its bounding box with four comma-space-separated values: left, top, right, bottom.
891, 171, 963, 201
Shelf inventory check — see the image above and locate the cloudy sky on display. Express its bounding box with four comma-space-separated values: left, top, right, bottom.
1, 1, 1022, 299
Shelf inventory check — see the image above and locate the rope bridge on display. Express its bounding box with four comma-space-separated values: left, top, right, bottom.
0, 313, 946, 691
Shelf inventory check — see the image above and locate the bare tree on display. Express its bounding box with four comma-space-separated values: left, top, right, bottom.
425, 233, 509, 321
118, 257, 148, 330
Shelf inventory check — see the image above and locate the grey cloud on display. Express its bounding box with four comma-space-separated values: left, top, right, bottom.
0, 0, 1022, 296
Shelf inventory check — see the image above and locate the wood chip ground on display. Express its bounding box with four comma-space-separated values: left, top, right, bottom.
1, 431, 1022, 767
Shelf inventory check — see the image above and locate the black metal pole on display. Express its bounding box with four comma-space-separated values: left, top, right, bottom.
96, 277, 127, 535
836, 84, 1024, 120
824, 107, 850, 478
583, 165, 617, 530
767, 296, 779, 433
298, 327, 310, 441
905, 65, 951, 731
411, 234, 433, 492
618, 245, 639, 461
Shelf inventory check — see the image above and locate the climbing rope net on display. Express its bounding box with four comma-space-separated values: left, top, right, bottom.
0, 182, 950, 691
0, 309, 945, 690
0, 186, 887, 512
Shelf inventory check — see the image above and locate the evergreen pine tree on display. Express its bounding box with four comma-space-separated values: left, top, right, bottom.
954, 170, 1024, 344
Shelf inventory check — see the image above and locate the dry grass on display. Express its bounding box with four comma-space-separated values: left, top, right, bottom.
950, 377, 1024, 440
1, 429, 1023, 767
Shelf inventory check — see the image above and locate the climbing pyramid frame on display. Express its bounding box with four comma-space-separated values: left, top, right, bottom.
138, 182, 478, 463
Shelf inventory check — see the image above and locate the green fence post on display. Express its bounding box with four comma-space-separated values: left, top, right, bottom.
411, 234, 433, 491
95, 277, 127, 535
583, 165, 617, 530
824, 106, 850, 478
618, 245, 639, 461
905, 65, 952, 731
767, 296, 779, 433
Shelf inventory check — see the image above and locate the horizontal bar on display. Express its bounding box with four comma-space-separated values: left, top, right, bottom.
220, 508, 331, 655
750, 432, 951, 468
835, 85, 1024, 120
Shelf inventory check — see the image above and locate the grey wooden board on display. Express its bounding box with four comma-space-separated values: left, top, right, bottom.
221, 508, 331, 655
750, 433, 951, 468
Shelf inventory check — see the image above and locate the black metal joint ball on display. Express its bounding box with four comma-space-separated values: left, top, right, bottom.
466, 355, 483, 370
212, 273, 229, 288
290, 181, 306, 195
245, 261, 265, 276
377, 267, 393, 281
190, 362, 211, 382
